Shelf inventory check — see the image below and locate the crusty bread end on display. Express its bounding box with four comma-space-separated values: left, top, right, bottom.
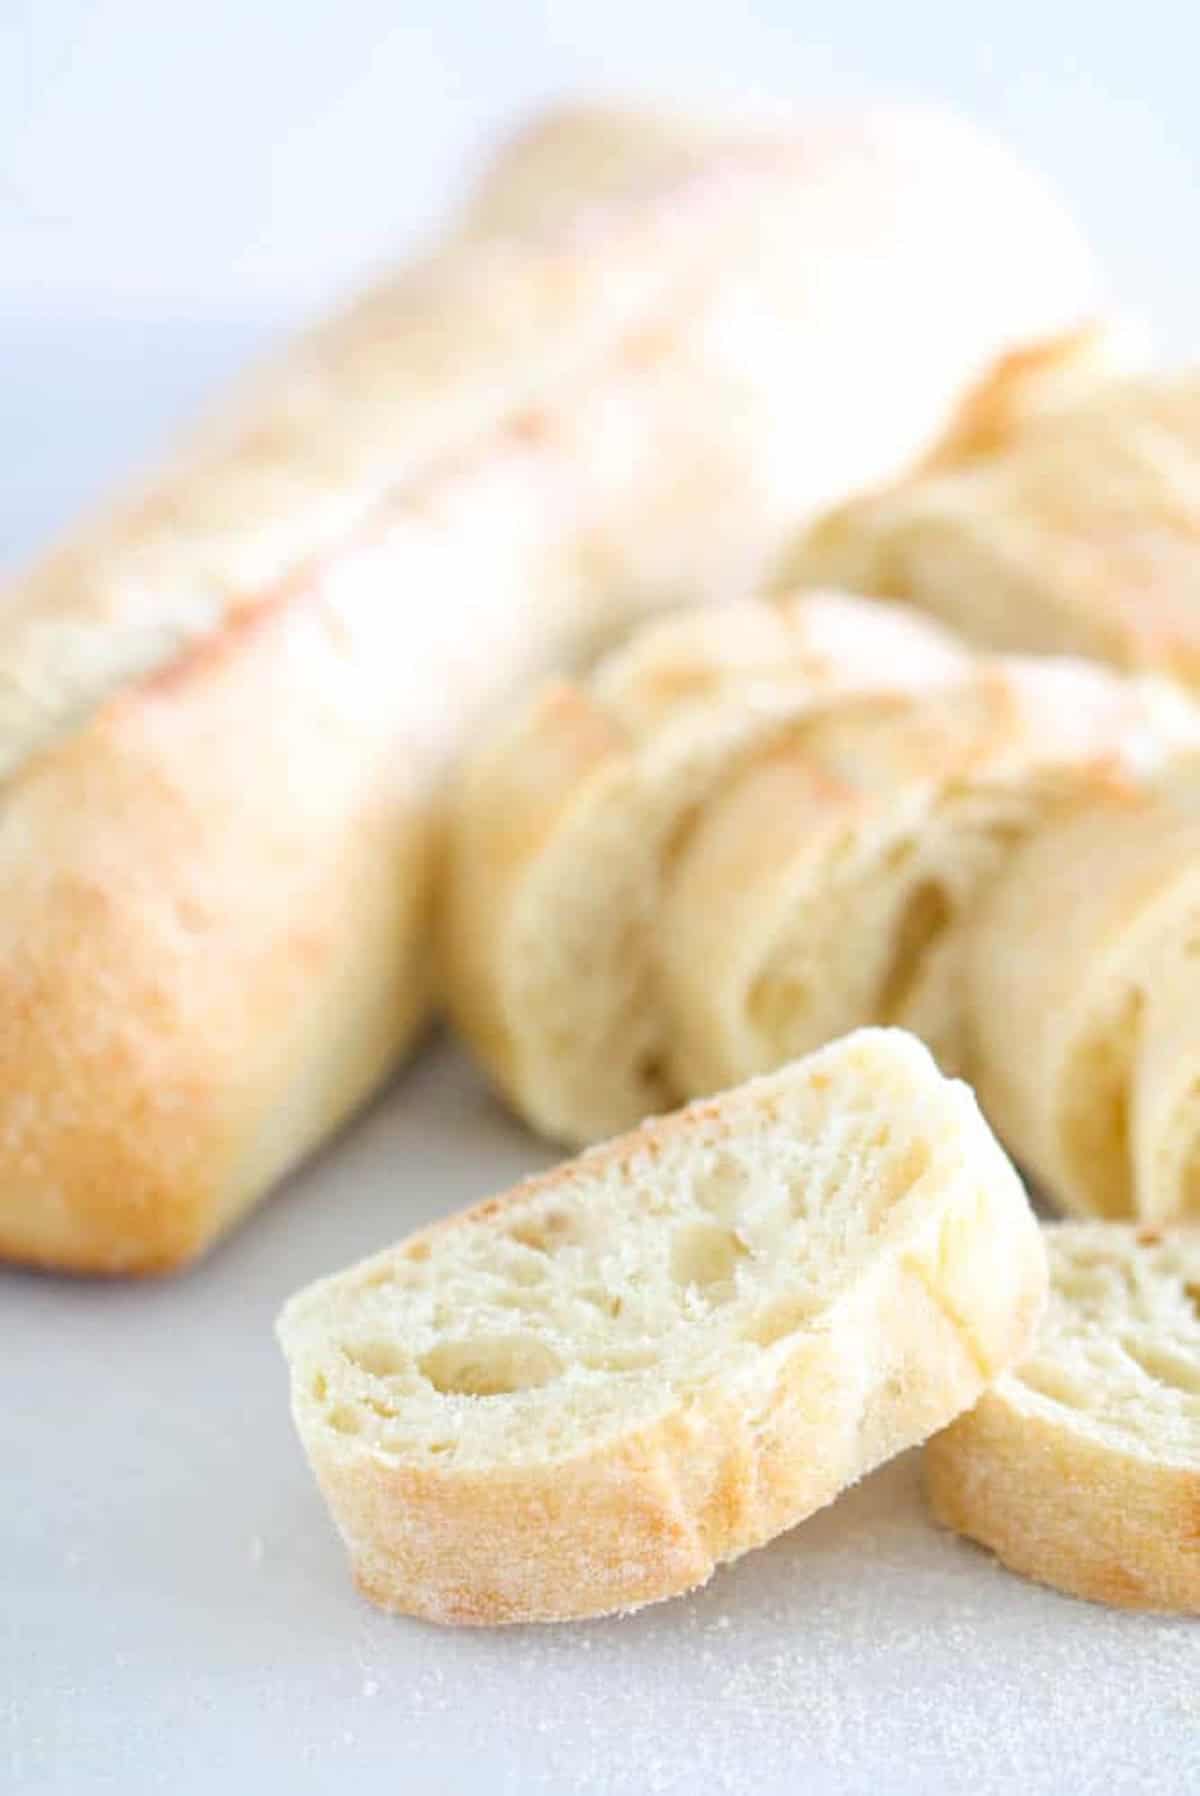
925, 1222, 1200, 1611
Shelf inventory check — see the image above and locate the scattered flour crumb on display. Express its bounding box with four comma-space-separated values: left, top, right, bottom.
248, 1535, 265, 1567
361, 1678, 380, 1699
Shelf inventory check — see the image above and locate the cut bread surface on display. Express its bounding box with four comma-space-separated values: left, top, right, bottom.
925, 1222, 1200, 1611
278, 1029, 1045, 1624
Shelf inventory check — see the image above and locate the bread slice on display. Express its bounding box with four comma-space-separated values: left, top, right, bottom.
278, 1029, 1045, 1624
657, 656, 1197, 1096
965, 769, 1200, 1224
782, 370, 1200, 688
441, 592, 965, 1146
925, 1221, 1200, 1611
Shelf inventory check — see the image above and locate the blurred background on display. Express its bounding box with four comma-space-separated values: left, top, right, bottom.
3, 0, 1197, 560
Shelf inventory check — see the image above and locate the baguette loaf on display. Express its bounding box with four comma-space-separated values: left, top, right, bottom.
784, 370, 1200, 685
444, 593, 1197, 1147
0, 102, 1107, 1272
925, 1222, 1200, 1612
278, 1029, 1045, 1625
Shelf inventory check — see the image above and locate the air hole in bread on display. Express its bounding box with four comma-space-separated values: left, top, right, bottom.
580, 1345, 657, 1373
872, 1137, 930, 1215
692, 1154, 744, 1221
670, 1223, 745, 1293
359, 1266, 398, 1289
344, 1341, 408, 1378
882, 1139, 930, 1203
419, 1336, 565, 1397
580, 1287, 623, 1318
786, 1133, 927, 1223
508, 1210, 588, 1254
492, 1290, 553, 1316
328, 1405, 363, 1435
877, 879, 953, 1022
311, 1373, 328, 1402
787, 1173, 810, 1218
743, 1296, 814, 1348
505, 1256, 549, 1286
1186, 1282, 1200, 1320
884, 836, 918, 872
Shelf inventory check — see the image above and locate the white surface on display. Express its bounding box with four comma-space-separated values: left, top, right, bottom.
3, 1, 1200, 351
5, 1035, 1199, 1796
5, 29, 1200, 1786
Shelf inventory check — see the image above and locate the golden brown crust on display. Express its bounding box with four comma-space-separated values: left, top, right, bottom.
0, 561, 431, 1273
917, 320, 1136, 470
925, 1222, 1200, 1611
926, 1391, 1200, 1612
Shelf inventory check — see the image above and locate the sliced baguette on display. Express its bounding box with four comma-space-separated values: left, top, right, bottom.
277, 1029, 1045, 1625
965, 772, 1200, 1224
443, 590, 1197, 1148
925, 1222, 1200, 1612
783, 370, 1200, 688
441, 592, 965, 1146
657, 657, 1198, 1097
